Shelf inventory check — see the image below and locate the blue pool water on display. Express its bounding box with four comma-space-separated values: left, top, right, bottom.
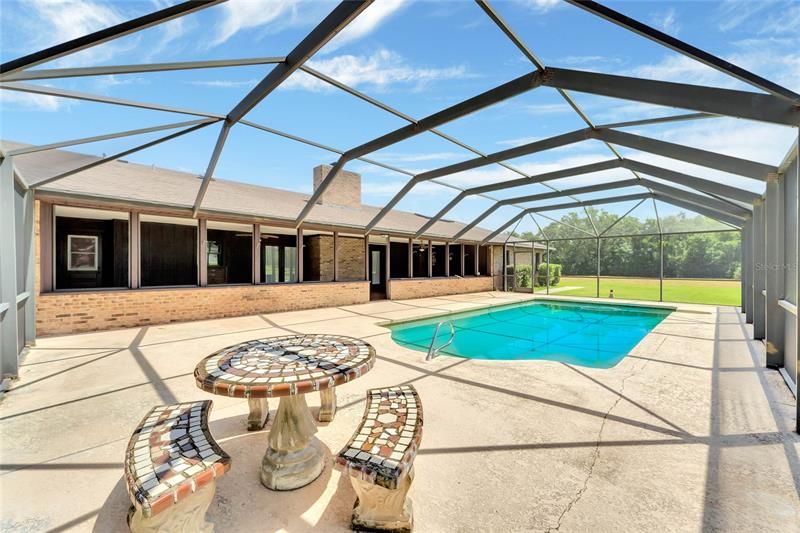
389, 300, 672, 368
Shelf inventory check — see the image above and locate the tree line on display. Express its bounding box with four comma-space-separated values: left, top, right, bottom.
515, 207, 741, 280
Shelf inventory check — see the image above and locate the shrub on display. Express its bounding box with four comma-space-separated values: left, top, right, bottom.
515, 264, 532, 288
536, 263, 561, 287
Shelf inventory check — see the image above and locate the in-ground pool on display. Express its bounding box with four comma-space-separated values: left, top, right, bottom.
388, 300, 672, 368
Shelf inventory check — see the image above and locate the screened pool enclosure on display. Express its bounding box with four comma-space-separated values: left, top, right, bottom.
0, 0, 798, 431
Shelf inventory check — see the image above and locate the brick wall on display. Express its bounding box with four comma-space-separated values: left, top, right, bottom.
313, 165, 361, 207
306, 235, 334, 281
305, 234, 365, 282
36, 282, 370, 336
388, 277, 493, 300
338, 236, 365, 281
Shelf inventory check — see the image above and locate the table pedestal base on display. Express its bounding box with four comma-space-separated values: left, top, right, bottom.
318, 388, 337, 422
260, 394, 324, 490
247, 398, 269, 431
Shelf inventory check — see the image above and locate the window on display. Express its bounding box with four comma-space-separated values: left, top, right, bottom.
207, 221, 252, 285
140, 214, 197, 287
412, 241, 428, 278
389, 240, 409, 278
261, 245, 297, 283
431, 243, 446, 276
261, 226, 297, 283
285, 247, 298, 281
478, 245, 490, 276
371, 250, 381, 285
449, 244, 463, 276
207, 241, 221, 267
55, 206, 128, 290
464, 244, 476, 276
67, 235, 98, 271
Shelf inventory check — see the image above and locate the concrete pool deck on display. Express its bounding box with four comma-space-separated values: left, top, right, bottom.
1, 291, 798, 532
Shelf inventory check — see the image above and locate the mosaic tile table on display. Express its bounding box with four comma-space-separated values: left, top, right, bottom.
194, 334, 376, 490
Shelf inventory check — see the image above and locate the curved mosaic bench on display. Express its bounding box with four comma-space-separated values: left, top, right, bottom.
124, 401, 230, 533
335, 385, 423, 533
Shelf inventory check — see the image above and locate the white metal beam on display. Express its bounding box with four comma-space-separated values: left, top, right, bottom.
1, 57, 285, 82
595, 128, 777, 179
543, 67, 800, 126
6, 119, 213, 156
0, 82, 223, 118
33, 119, 218, 188
563, 0, 800, 104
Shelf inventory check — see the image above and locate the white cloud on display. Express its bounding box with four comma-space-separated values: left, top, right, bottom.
283, 49, 470, 92
624, 43, 800, 94
144, 0, 194, 60
211, 0, 306, 47
555, 55, 623, 68
592, 101, 676, 122
481, 119, 790, 199
188, 79, 259, 88
716, 0, 778, 32
733, 36, 800, 48
759, 3, 800, 35
495, 135, 614, 149
211, 0, 403, 50
651, 7, 679, 35
438, 152, 613, 190
26, 0, 126, 66
496, 136, 542, 147
93, 75, 150, 92
524, 103, 573, 115
362, 179, 451, 198
322, 0, 408, 53
514, 0, 561, 13
627, 55, 729, 87
649, 119, 793, 167
29, 0, 122, 41
0, 88, 63, 112
375, 151, 466, 163
596, 116, 797, 196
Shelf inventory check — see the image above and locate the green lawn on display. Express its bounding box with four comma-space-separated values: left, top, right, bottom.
536, 276, 741, 306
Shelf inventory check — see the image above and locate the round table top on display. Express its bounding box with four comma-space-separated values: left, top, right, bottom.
194, 334, 376, 399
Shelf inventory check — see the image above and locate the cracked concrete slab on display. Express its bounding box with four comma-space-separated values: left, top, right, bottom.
0, 293, 797, 532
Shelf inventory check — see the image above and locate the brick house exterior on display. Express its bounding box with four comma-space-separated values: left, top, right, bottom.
1, 142, 542, 337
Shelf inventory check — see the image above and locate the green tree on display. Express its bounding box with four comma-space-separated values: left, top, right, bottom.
513, 208, 740, 280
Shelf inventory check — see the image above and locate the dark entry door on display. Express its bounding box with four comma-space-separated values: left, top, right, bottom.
368, 244, 387, 300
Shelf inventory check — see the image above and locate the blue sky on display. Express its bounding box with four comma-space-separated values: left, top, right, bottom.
1, 0, 799, 236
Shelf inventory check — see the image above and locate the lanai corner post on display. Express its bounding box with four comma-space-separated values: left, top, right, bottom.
0, 155, 36, 378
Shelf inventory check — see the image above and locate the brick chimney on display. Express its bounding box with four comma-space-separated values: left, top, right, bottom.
312, 165, 361, 207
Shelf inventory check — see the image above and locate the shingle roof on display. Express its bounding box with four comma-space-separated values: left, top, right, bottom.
2, 140, 544, 247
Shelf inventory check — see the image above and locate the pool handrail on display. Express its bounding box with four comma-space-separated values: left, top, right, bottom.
426, 320, 455, 361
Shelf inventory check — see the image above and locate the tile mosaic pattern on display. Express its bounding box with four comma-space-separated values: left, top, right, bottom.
335, 385, 423, 490
124, 401, 231, 518
195, 334, 375, 398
